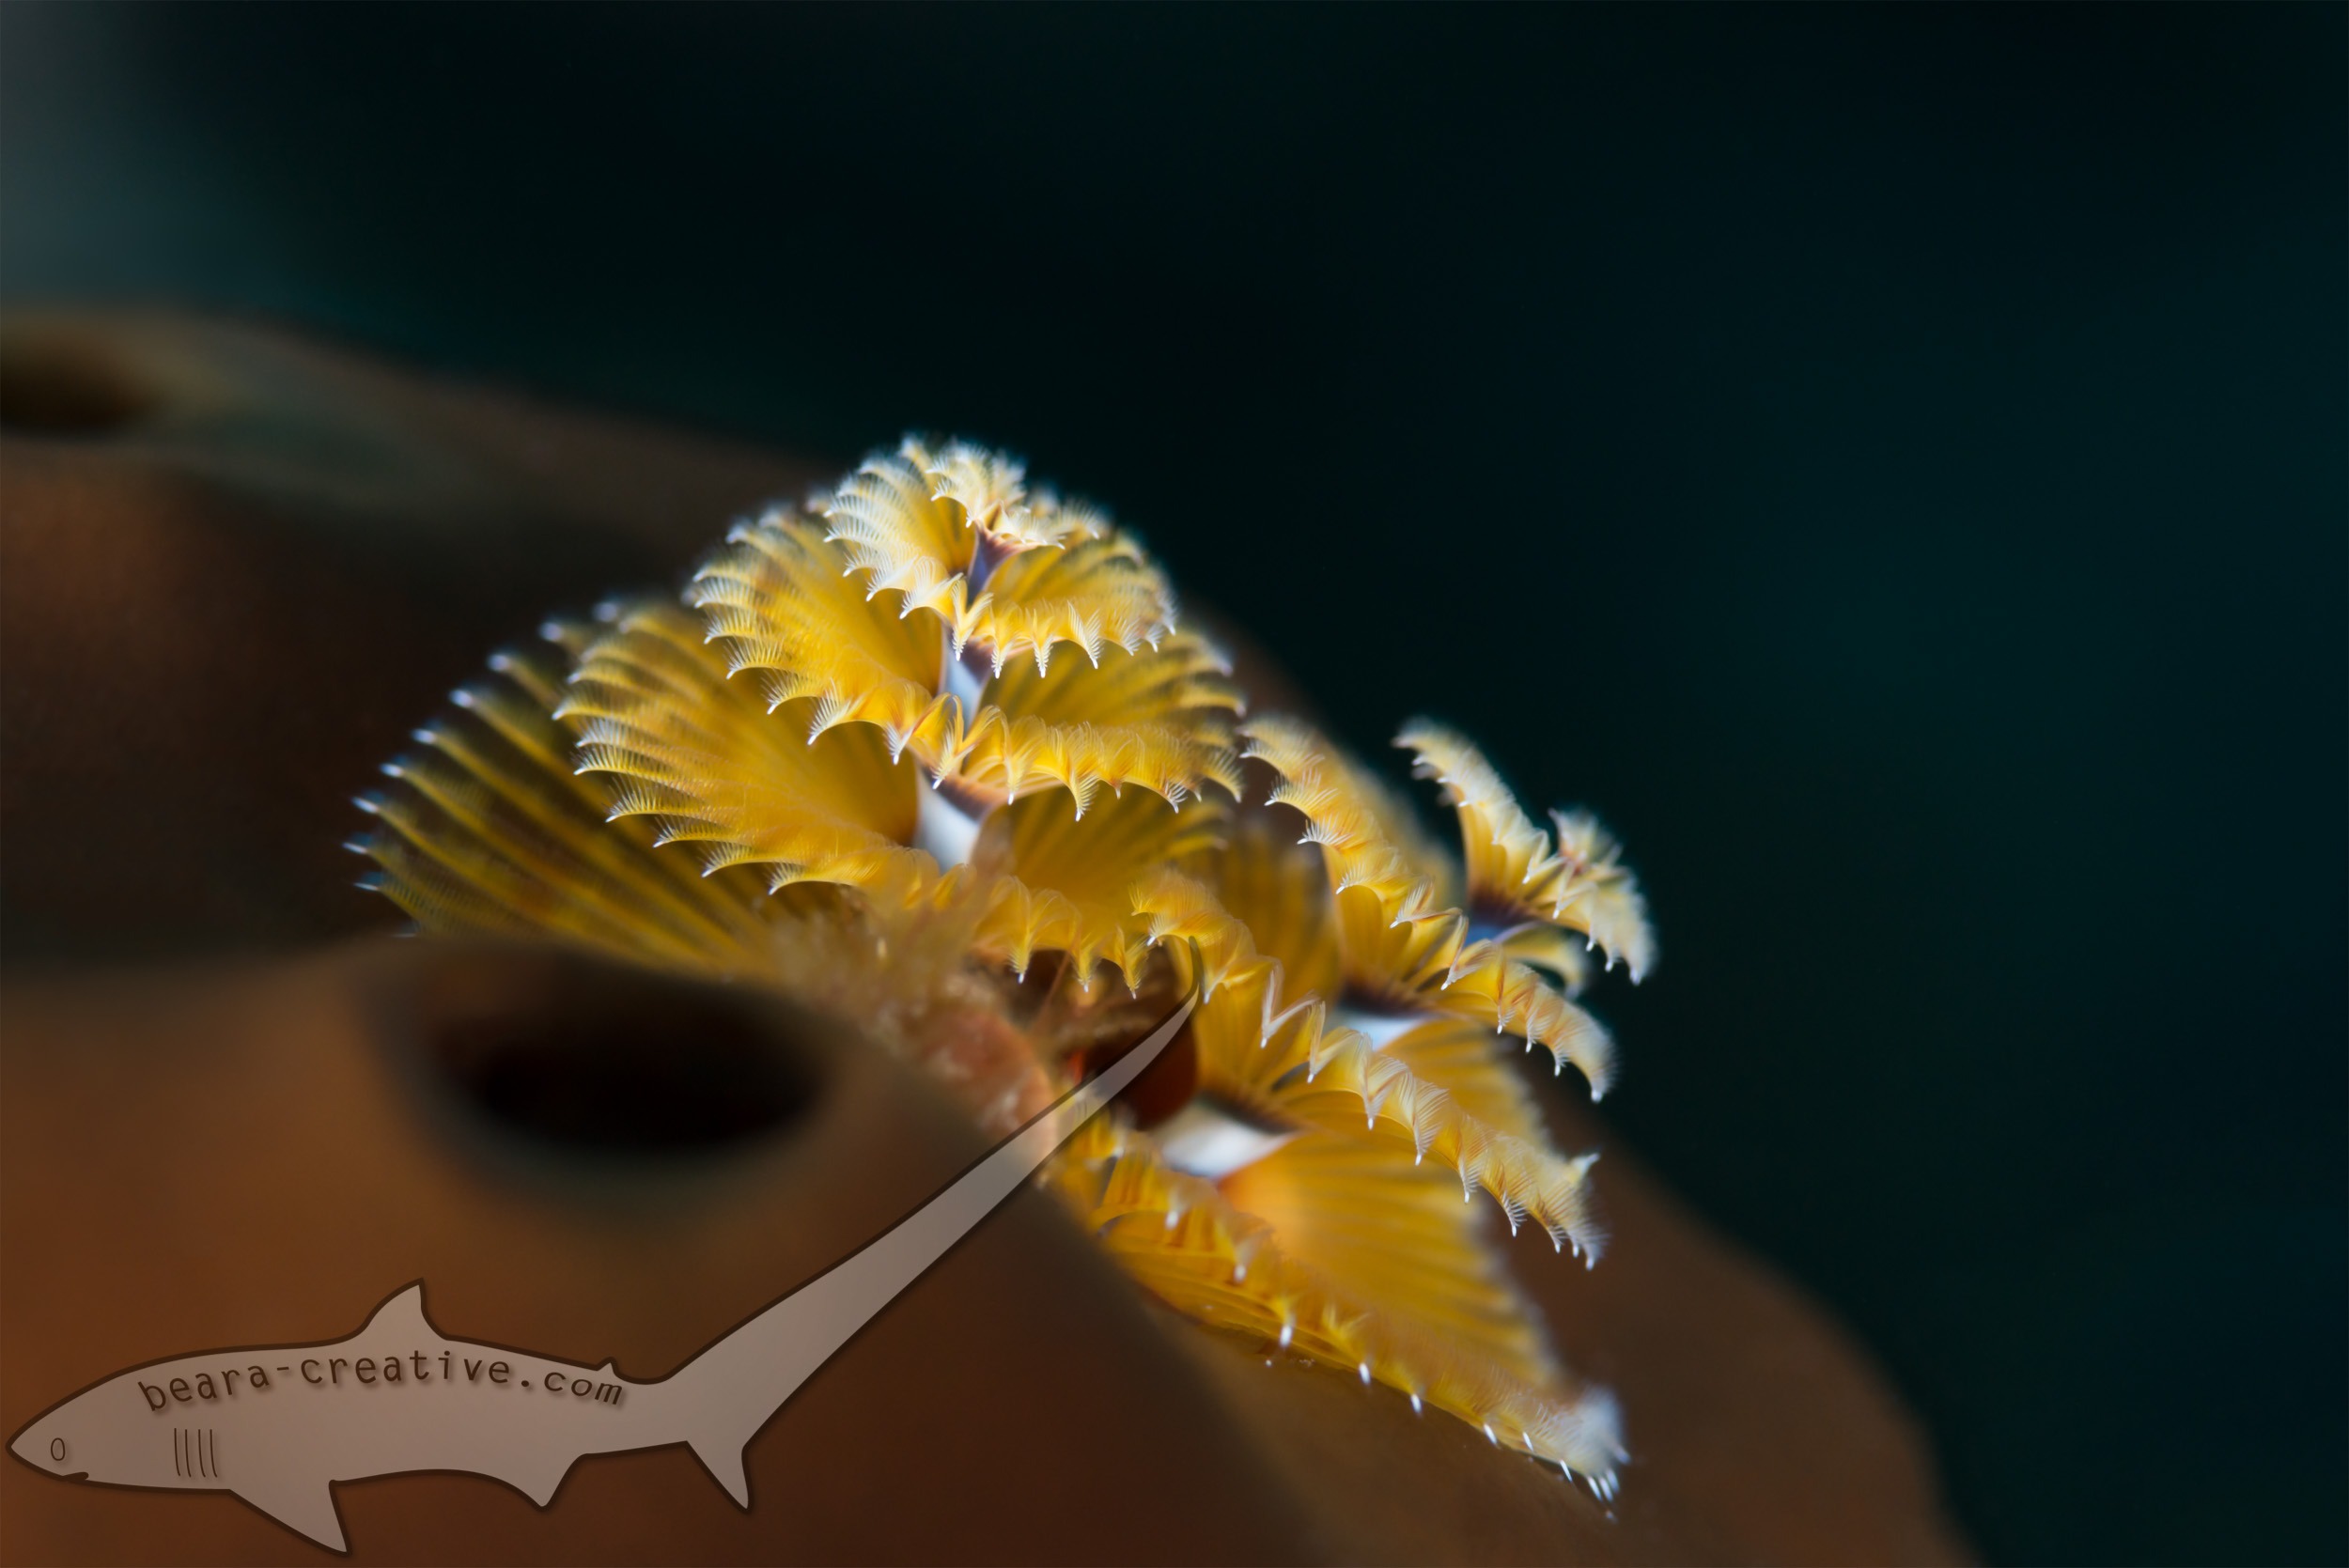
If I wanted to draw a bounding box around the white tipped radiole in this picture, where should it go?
[348,436,1657,1511]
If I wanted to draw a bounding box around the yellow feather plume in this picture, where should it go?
[1397,720,1657,984]
[353,437,1655,1496]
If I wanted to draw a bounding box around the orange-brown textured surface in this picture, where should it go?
[0,309,825,965]
[0,310,1968,1564]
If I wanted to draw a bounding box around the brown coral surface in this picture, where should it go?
[0,310,1968,1565]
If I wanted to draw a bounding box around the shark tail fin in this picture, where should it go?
[686,1433,752,1509]
[671,1343,791,1510]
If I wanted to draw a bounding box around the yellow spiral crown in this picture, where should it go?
[356,436,1655,1493]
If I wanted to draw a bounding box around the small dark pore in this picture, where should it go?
[0,329,157,436]
[396,946,824,1157]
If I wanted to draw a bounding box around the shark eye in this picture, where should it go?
[382,945,826,1158]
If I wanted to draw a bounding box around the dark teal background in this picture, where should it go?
[4,6,2341,1561]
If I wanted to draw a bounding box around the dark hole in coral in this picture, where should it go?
[404,947,824,1157]
[0,332,158,436]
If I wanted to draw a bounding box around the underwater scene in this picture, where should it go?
[1,8,2341,1566]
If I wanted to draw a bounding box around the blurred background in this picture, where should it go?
[2,6,2341,1562]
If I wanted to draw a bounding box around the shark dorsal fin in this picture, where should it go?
[364,1282,430,1335]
